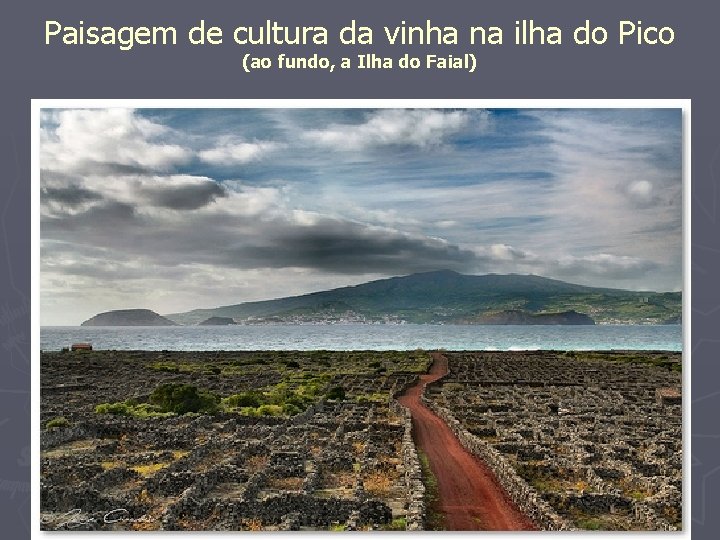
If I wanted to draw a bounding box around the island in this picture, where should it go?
[81,309,179,326]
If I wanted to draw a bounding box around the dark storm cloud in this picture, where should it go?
[42,201,138,232]
[40,184,102,206]
[137,180,227,210]
[41,199,661,286]
[235,218,478,274]
[41,201,480,277]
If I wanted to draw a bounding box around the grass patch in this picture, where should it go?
[131,462,171,477]
[381,517,406,531]
[418,450,444,530]
[576,517,605,531]
[356,393,389,404]
[364,470,395,497]
[45,416,70,429]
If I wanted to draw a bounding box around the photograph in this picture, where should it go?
[38,106,683,531]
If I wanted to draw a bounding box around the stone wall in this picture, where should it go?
[422,351,682,531]
[422,395,573,531]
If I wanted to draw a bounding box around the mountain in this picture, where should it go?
[165,270,681,325]
[81,309,178,327]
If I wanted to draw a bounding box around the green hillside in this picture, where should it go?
[165,271,681,325]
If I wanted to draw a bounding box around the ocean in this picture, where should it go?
[40,324,682,352]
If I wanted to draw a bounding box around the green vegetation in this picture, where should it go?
[325,386,346,400]
[149,383,220,415]
[45,416,70,429]
[627,490,649,501]
[95,400,176,418]
[575,517,605,531]
[95,383,219,417]
[514,462,570,494]
[356,393,389,404]
[222,391,262,408]
[98,350,432,419]
[96,379,349,420]
[418,450,444,530]
[381,517,407,531]
[221,379,334,416]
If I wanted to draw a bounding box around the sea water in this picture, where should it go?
[40,324,682,351]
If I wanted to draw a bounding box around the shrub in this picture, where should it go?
[150,361,179,373]
[95,400,175,418]
[356,393,388,404]
[296,382,321,398]
[45,416,70,429]
[234,406,259,417]
[257,404,283,416]
[282,403,302,416]
[326,386,346,400]
[95,402,132,416]
[222,391,262,408]
[149,383,220,414]
[131,402,175,418]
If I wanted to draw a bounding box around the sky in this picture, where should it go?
[39,107,683,325]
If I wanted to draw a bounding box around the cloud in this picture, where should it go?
[136,177,227,210]
[622,179,658,207]
[305,109,477,150]
[40,185,102,207]
[520,109,681,267]
[41,109,191,174]
[199,140,276,165]
[43,201,138,231]
[39,108,682,324]
[41,186,479,276]
[549,253,658,281]
[486,243,529,262]
[237,219,478,274]
[42,174,230,215]
[470,245,658,283]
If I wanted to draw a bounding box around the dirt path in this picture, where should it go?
[397,352,537,531]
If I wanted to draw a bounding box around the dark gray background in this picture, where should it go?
[1,0,716,536]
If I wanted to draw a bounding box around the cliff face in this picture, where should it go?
[81,309,178,326]
[469,309,595,325]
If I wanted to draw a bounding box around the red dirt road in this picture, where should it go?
[397,352,537,531]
